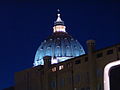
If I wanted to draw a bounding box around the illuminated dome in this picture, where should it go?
[33,12,85,66]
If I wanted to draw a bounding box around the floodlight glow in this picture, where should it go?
[53,25,66,32]
[51,58,58,64]
[104,60,120,90]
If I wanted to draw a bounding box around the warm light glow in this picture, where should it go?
[53,25,66,32]
[104,60,120,90]
[52,67,57,72]
[59,65,64,70]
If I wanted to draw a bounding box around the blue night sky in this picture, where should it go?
[0,0,120,89]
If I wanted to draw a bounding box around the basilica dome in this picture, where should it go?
[33,13,85,66]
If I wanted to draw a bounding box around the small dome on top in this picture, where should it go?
[54,14,64,26]
[33,11,85,66]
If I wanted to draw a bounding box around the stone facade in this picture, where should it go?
[15,41,120,90]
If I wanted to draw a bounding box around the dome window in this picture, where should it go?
[45,47,51,56]
[56,46,60,56]
[40,49,43,50]
[47,47,50,49]
[57,46,60,48]
[44,40,46,42]
[66,46,71,56]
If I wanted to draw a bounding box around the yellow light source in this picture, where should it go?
[53,25,66,33]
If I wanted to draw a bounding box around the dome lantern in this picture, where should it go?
[53,10,66,33]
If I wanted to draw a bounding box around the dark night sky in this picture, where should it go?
[0,0,120,89]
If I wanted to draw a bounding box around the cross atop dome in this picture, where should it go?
[53,9,66,33]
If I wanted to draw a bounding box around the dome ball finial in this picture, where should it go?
[57,9,60,13]
[57,9,60,17]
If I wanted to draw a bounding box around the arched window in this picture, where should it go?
[55,46,60,56]
[46,47,51,56]
[66,46,71,56]
[74,46,80,56]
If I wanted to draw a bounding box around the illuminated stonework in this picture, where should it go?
[53,25,66,33]
[33,12,85,66]
[53,14,66,33]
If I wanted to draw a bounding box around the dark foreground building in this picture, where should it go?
[3,86,14,90]
[15,42,120,90]
[14,12,120,90]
